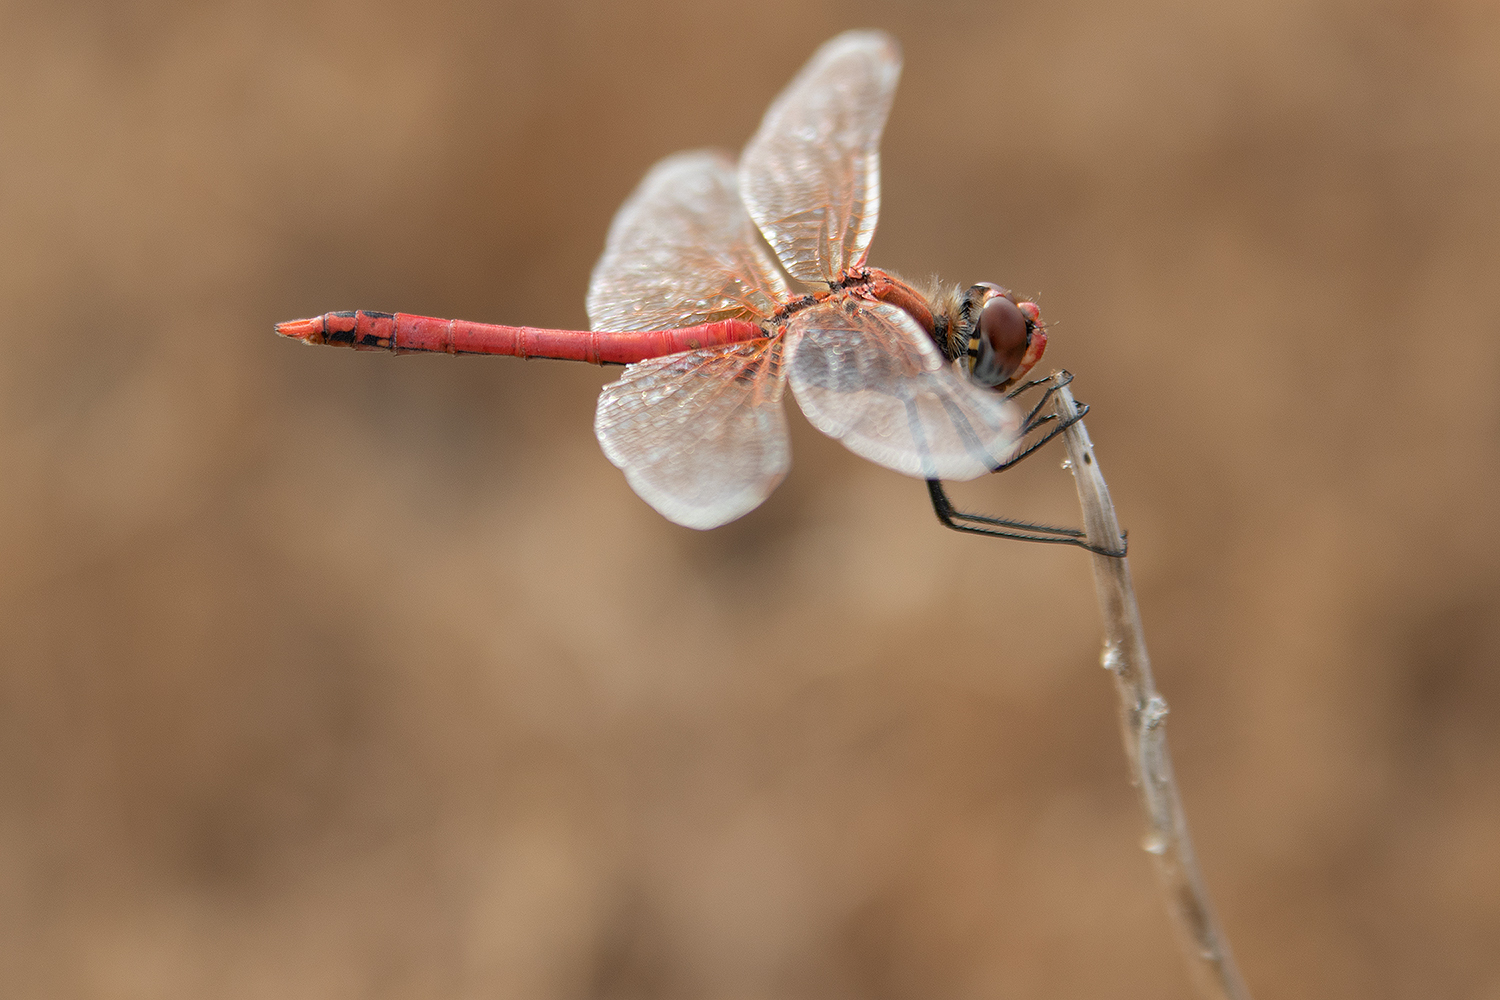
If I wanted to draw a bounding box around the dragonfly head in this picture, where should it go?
[961,283,1047,390]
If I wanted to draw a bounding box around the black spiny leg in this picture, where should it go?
[926,372,1127,557]
[928,480,1125,555]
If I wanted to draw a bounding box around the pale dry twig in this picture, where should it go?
[1049,380,1252,1000]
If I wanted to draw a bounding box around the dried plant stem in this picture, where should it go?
[1050,382,1252,1000]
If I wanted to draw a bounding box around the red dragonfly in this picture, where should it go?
[279,30,1108,550]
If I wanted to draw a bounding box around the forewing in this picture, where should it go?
[786,300,1023,480]
[595,339,790,529]
[739,30,901,285]
[588,151,789,332]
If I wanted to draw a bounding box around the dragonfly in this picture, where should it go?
[278,30,1120,554]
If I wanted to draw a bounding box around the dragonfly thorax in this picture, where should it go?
[826,271,1048,392]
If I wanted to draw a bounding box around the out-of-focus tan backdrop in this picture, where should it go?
[3,1,1497,997]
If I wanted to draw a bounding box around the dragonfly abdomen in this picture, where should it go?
[275,311,766,365]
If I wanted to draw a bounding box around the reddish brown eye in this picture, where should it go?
[974,294,1029,385]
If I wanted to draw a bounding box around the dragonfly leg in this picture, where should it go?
[1008,369,1074,435]
[1005,368,1072,402]
[928,480,1127,556]
[926,371,1127,556]
[996,396,1087,472]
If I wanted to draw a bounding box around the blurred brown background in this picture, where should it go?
[2,1,1498,997]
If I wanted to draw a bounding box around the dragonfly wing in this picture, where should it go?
[588,151,789,333]
[785,300,1024,480]
[739,30,901,285]
[595,338,790,529]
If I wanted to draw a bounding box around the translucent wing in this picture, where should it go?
[739,30,901,285]
[594,339,790,529]
[588,151,790,332]
[785,300,1023,480]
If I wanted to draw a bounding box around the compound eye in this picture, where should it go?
[975,294,1030,384]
